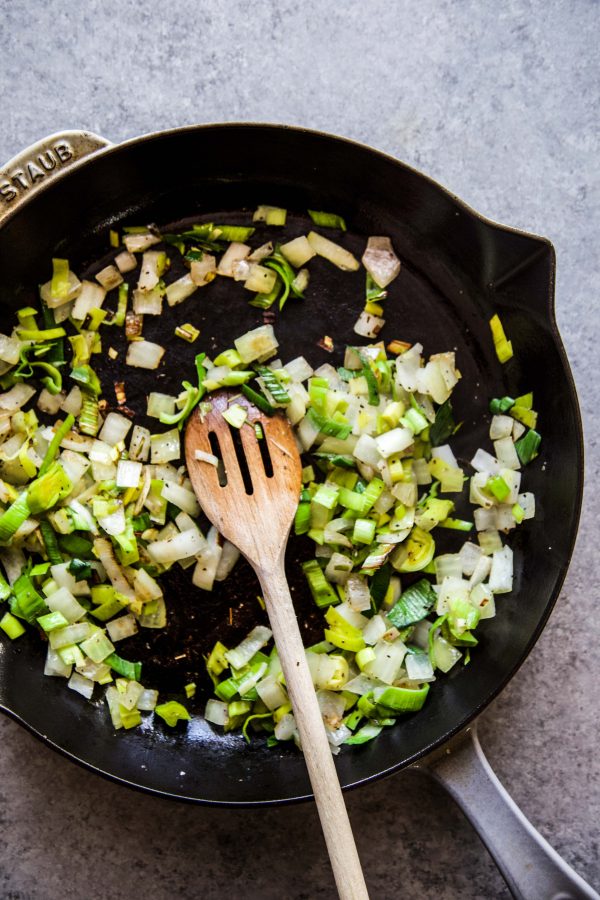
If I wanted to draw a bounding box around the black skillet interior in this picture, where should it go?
[0,126,583,804]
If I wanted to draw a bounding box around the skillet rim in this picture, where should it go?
[0,123,585,805]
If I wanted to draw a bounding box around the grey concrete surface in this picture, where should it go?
[0,0,598,897]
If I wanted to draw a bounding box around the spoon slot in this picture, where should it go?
[208,431,228,487]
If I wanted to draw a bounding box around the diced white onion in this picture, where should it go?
[307,231,359,271]
[406,652,435,682]
[148,528,206,564]
[99,412,132,445]
[106,614,139,642]
[133,286,163,315]
[95,264,123,290]
[361,236,401,287]
[60,385,83,416]
[217,242,251,277]
[345,574,372,611]
[68,671,95,699]
[150,429,180,464]
[214,540,240,581]
[225,625,273,670]
[126,340,165,370]
[234,325,279,364]
[489,545,514,594]
[194,449,219,466]
[190,254,217,286]
[353,310,385,339]
[205,699,230,727]
[490,415,514,440]
[114,250,137,273]
[165,273,197,307]
[161,481,200,516]
[129,425,151,462]
[72,281,106,320]
[116,459,142,488]
[45,587,87,623]
[0,384,36,412]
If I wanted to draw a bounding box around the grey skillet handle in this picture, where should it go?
[423,724,599,900]
[0,130,111,226]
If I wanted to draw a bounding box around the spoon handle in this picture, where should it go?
[257,561,369,900]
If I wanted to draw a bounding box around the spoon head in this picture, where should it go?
[185,391,302,568]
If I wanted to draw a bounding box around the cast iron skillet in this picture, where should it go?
[0,126,593,899]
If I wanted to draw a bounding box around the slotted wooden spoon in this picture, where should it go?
[185,391,369,900]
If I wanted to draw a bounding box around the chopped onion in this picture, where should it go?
[395,344,423,392]
[274,712,296,741]
[99,412,132,445]
[205,699,229,727]
[306,231,359,271]
[137,688,159,711]
[194,449,218,466]
[165,273,197,307]
[68,671,94,699]
[116,459,142,488]
[95,264,123,290]
[147,392,176,419]
[72,280,106,320]
[256,675,287,710]
[133,286,163,315]
[123,232,160,253]
[129,425,151,462]
[214,540,240,581]
[325,552,353,584]
[361,236,401,287]
[161,481,200,516]
[94,538,135,600]
[217,242,251,277]
[106,614,139,642]
[37,388,65,415]
[280,235,316,268]
[150,428,180,464]
[60,385,83,416]
[0,333,22,365]
[147,528,206,564]
[353,310,385,339]
[190,254,217,286]
[494,437,521,470]
[114,250,137,273]
[361,615,388,645]
[137,251,163,292]
[126,340,165,370]
[375,427,413,458]
[234,325,279,364]
[244,264,277,294]
[0,384,36,412]
[363,639,406,684]
[490,414,514,440]
[45,586,87,623]
[345,574,372,611]
[406,652,435,682]
[517,492,535,519]
[225,625,273,670]
[40,269,81,308]
[489,545,513,594]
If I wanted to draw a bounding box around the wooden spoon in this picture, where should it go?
[186,391,369,900]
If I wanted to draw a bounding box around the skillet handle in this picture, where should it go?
[422,724,599,900]
[0,131,111,226]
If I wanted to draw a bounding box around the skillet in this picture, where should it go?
[0,125,593,899]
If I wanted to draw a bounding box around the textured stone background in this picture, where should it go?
[0,1,598,897]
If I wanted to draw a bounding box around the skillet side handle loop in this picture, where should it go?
[424,724,599,900]
[0,131,111,227]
